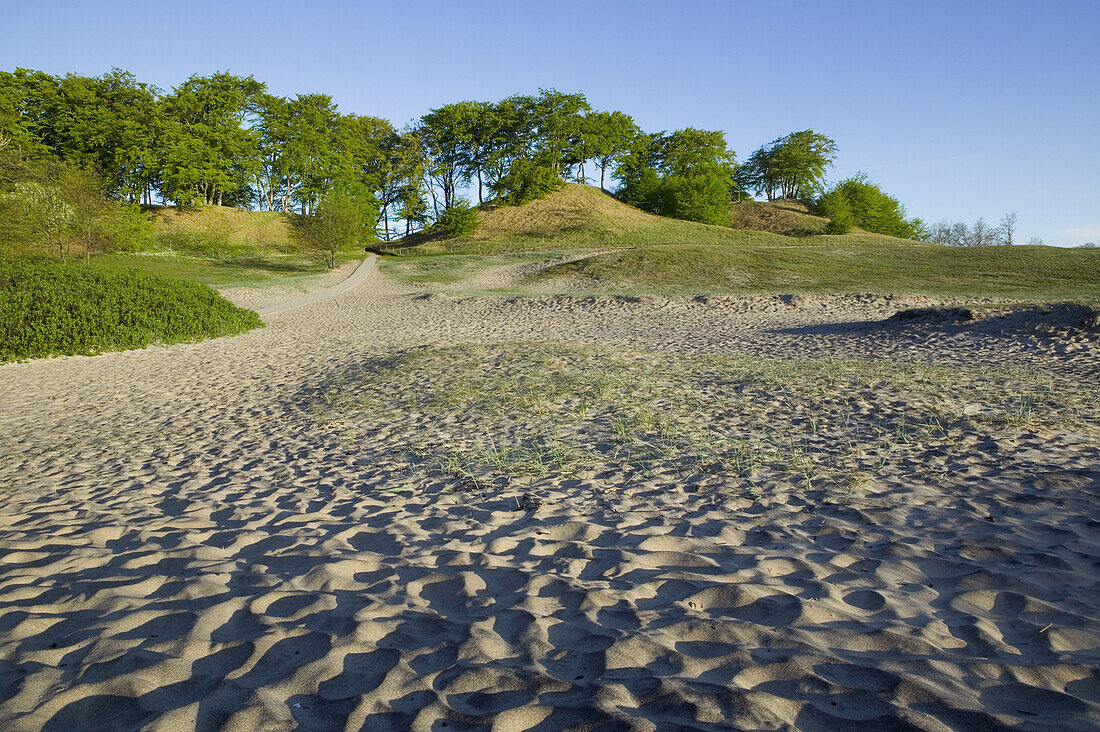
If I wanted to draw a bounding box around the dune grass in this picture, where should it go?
[0,259,263,363]
[146,204,297,259]
[729,199,830,236]
[313,343,1095,497]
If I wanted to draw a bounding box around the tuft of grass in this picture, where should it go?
[0,259,263,363]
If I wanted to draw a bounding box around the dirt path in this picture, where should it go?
[256,255,376,316]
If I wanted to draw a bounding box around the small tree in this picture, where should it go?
[436,200,480,238]
[490,159,563,205]
[969,217,995,246]
[998,211,1017,246]
[296,188,369,268]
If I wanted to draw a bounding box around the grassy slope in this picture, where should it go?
[385,184,1100,301]
[102,205,355,288]
[534,243,1100,301]
[0,259,263,363]
[147,204,297,257]
[728,199,830,236]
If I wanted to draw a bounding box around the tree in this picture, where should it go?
[820,175,916,238]
[436,200,480,238]
[817,190,853,234]
[998,211,1017,246]
[582,111,640,190]
[739,130,837,200]
[295,187,370,268]
[490,159,564,205]
[969,217,995,246]
[159,72,265,206]
[616,128,735,223]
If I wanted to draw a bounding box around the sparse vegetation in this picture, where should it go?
[312,343,1094,496]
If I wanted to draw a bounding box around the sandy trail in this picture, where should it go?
[0,265,1097,730]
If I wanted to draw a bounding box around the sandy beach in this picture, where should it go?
[0,260,1097,730]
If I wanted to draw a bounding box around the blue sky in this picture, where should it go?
[3,0,1098,245]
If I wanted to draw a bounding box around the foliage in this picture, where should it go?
[817,190,853,234]
[818,175,916,238]
[651,173,731,226]
[616,128,735,224]
[0,259,262,363]
[0,161,154,260]
[293,187,373,268]
[737,130,837,200]
[490,159,564,205]
[436,201,480,238]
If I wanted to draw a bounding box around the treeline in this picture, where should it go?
[2,66,934,250]
[924,212,1020,247]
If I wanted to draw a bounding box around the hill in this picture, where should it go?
[392,184,913,254]
[728,199,830,236]
[146,204,297,258]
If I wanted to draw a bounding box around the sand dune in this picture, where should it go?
[0,261,1097,730]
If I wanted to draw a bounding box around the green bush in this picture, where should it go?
[818,191,853,234]
[436,201,481,238]
[491,160,565,205]
[0,259,263,363]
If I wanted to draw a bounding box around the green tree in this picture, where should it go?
[739,130,837,200]
[489,159,564,205]
[821,174,915,238]
[160,72,264,206]
[436,200,480,238]
[296,187,370,268]
[583,111,640,190]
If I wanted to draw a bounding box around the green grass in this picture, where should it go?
[383,184,1100,303]
[0,259,263,363]
[96,253,354,289]
[534,242,1100,302]
[378,251,564,285]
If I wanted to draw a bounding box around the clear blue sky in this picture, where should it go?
[3,0,1098,245]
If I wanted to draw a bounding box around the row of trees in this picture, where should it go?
[2,67,861,240]
[924,212,1019,247]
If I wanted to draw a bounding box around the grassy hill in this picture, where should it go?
[383,184,1100,303]
[728,199,830,236]
[392,184,917,254]
[94,204,355,289]
[147,204,297,258]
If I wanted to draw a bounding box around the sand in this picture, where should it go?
[0,259,1097,730]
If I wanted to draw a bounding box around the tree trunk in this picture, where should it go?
[477,169,483,204]
[600,165,606,191]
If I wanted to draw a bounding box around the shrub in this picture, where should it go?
[818,191,853,234]
[491,160,565,205]
[436,201,480,238]
[0,259,262,363]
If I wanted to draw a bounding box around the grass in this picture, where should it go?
[729,199,830,237]
[378,252,560,286]
[146,204,297,259]
[95,253,353,289]
[310,343,1096,498]
[0,259,263,363]
[533,242,1100,302]
[379,184,1100,303]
